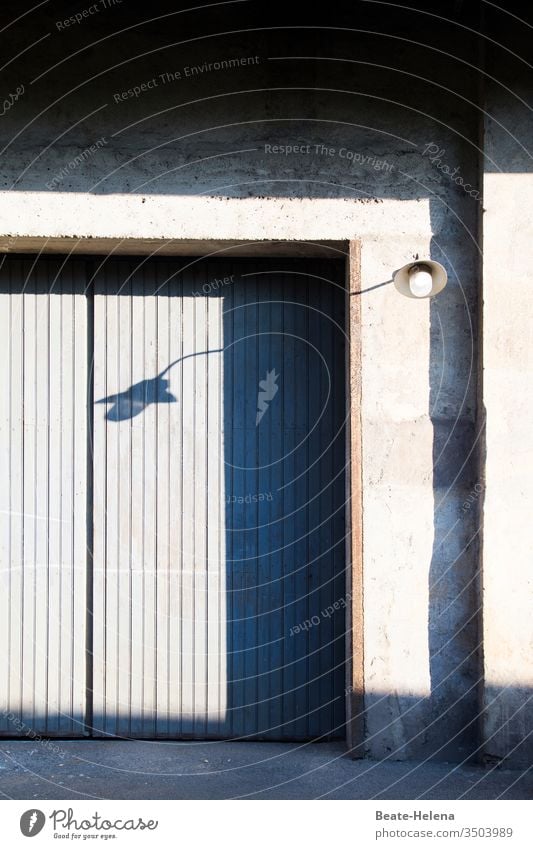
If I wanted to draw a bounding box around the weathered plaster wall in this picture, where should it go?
[0,3,481,759]
[482,77,533,768]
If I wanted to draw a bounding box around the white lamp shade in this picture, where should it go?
[393,260,447,299]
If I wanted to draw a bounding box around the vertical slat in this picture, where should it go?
[129,268,144,734]
[92,265,108,734]
[142,265,157,735]
[116,270,132,736]
[33,266,51,731]
[256,274,273,738]
[180,275,195,735]
[8,265,24,728]
[167,266,183,736]
[281,271,297,738]
[47,271,62,734]
[21,274,37,729]
[193,266,208,736]
[72,260,88,733]
[230,274,246,739]
[0,267,13,731]
[307,269,322,740]
[99,268,121,735]
[222,277,234,739]
[206,264,225,733]
[292,270,310,738]
[319,274,335,735]
[0,258,87,737]
[243,269,258,738]
[155,269,171,735]
[267,271,284,739]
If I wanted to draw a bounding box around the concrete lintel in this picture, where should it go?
[0,236,348,258]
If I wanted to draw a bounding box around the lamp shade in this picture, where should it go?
[393,260,447,299]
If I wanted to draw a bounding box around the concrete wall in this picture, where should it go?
[482,65,533,768]
[0,2,484,760]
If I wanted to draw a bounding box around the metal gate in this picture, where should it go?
[0,258,88,736]
[0,255,346,740]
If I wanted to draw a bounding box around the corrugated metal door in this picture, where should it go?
[0,257,88,736]
[0,255,346,741]
[92,258,346,740]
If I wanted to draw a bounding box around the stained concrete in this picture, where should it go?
[0,1,529,768]
[0,2,481,763]
[0,741,530,800]
[482,77,533,769]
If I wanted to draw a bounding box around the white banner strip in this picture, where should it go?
[2,799,532,847]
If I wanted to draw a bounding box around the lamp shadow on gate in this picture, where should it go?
[90,258,347,742]
[96,351,221,421]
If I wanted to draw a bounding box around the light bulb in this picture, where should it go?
[408,265,433,298]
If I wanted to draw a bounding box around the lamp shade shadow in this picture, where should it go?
[96,375,176,421]
[96,349,223,421]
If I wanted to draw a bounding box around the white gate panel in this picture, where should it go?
[92,261,227,736]
[0,258,88,736]
[91,257,346,740]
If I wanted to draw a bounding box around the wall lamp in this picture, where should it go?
[393,260,447,299]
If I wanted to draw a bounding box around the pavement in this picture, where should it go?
[0,740,531,800]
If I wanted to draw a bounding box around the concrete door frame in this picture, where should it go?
[343,240,364,754]
[2,238,364,749]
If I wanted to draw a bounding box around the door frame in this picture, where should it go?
[1,238,364,751]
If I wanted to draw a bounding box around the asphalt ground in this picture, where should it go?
[0,740,531,800]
